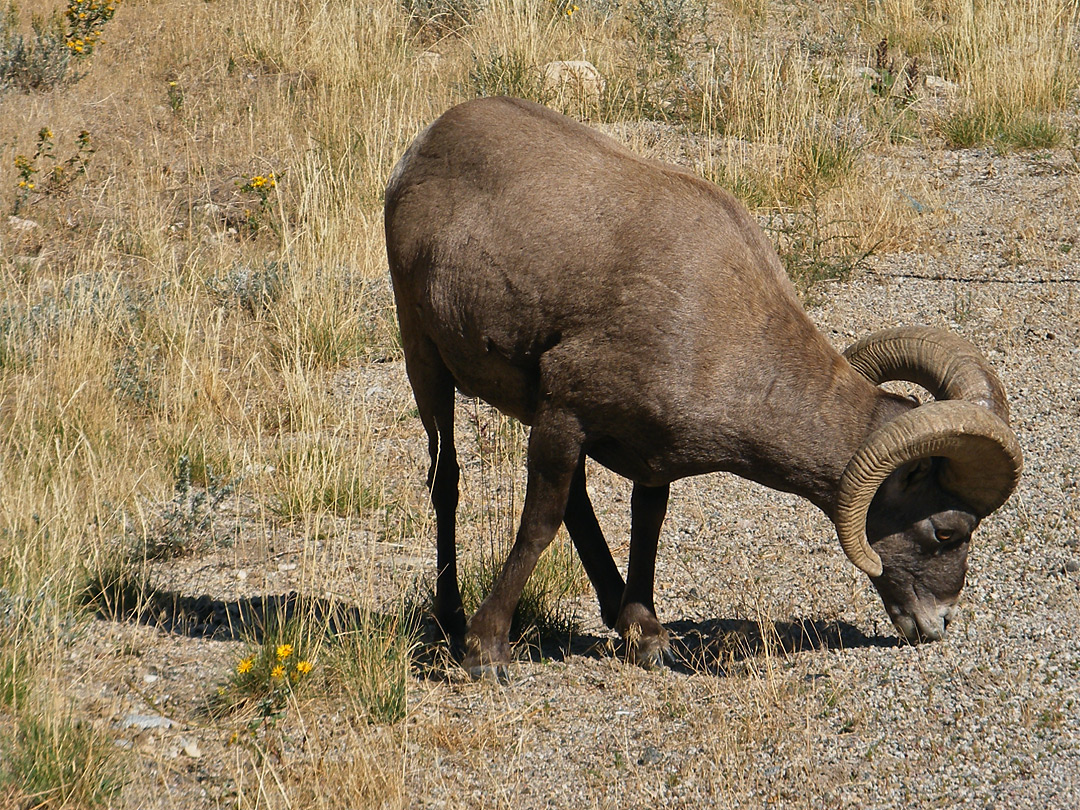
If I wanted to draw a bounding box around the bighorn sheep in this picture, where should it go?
[384,97,1022,680]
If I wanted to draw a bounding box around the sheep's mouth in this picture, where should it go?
[890,602,957,643]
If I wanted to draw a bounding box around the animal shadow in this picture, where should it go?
[663,616,896,676]
[83,575,895,681]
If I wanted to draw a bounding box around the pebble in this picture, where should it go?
[180,737,203,758]
[638,745,662,766]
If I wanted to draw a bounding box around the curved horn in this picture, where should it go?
[843,326,1010,422]
[835,400,1023,578]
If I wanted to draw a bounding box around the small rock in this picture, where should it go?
[180,737,203,758]
[638,745,662,766]
[121,713,173,731]
[7,215,39,232]
[1064,560,1079,574]
[415,51,442,74]
[924,74,960,96]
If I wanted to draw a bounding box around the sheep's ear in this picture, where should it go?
[899,457,934,490]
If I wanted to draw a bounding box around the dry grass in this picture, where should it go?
[0,0,1076,805]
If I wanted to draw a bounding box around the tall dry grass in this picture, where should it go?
[937,0,1079,145]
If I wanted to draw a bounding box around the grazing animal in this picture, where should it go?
[384,97,1022,681]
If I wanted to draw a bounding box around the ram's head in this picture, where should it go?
[835,327,1023,642]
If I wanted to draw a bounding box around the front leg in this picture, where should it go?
[616,482,670,669]
[463,409,583,681]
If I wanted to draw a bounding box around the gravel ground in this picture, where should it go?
[63,142,1080,808]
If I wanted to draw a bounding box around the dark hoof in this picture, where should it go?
[617,602,671,671]
[626,628,671,671]
[466,662,511,684]
[462,631,511,683]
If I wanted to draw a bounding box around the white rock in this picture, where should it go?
[7,215,39,232]
[924,74,960,96]
[180,737,203,758]
[541,60,605,108]
[415,51,442,74]
[121,713,173,730]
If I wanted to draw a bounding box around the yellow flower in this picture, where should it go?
[237,657,254,674]
[270,664,285,678]
[296,660,313,675]
[276,643,293,660]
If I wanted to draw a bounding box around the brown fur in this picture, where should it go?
[385,97,967,676]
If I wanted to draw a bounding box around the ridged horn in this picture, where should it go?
[836,400,1023,578]
[843,326,1010,423]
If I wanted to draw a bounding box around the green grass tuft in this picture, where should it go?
[0,711,126,810]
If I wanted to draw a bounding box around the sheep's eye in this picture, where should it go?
[935,528,955,544]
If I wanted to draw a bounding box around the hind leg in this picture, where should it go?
[401,333,465,639]
[464,407,583,680]
[563,456,625,629]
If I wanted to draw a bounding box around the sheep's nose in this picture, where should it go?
[913,602,957,642]
[893,609,950,643]
[917,623,944,642]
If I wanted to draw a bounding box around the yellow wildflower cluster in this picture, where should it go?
[248,173,277,191]
[65,0,121,57]
[12,127,89,214]
[234,645,313,682]
[548,0,580,17]
[14,155,37,196]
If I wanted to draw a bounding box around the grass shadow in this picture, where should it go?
[81,572,397,642]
